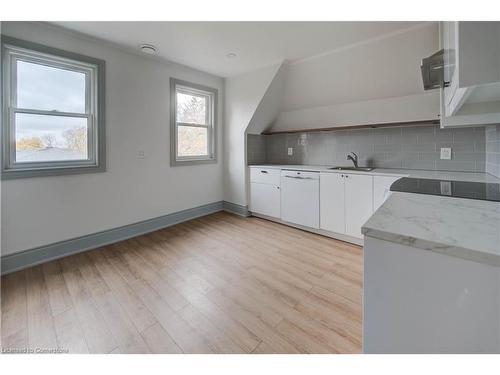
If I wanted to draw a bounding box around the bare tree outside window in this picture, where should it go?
[42,133,57,148]
[171,79,216,166]
[2,38,104,177]
[177,94,207,124]
[63,127,87,153]
[176,91,209,157]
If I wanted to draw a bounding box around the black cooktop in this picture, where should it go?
[390,177,500,202]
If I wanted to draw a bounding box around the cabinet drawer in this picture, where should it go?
[250,168,281,185]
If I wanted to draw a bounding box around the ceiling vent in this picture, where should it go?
[140,44,157,55]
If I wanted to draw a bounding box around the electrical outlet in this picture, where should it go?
[287,147,293,156]
[440,147,452,160]
[138,150,146,159]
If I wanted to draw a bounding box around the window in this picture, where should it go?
[170,78,217,165]
[1,36,105,179]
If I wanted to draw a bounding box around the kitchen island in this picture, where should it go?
[362,190,500,353]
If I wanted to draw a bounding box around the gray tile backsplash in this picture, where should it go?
[486,125,500,177]
[248,124,488,173]
[247,134,268,165]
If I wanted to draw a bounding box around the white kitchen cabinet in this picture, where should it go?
[281,170,320,229]
[345,174,374,238]
[320,172,373,239]
[249,167,280,218]
[440,21,500,127]
[319,172,345,234]
[373,175,402,211]
[250,167,389,243]
[250,182,280,218]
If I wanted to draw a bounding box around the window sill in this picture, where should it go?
[170,158,217,167]
[1,164,106,180]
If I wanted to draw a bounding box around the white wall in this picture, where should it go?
[269,22,439,132]
[1,22,225,256]
[223,63,282,206]
[282,22,438,111]
[272,92,439,132]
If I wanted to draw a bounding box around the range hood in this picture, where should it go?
[420,49,448,90]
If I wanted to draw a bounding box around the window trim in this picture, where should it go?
[170,78,217,166]
[1,36,106,179]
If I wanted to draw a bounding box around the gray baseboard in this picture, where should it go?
[222,201,250,217]
[1,201,224,275]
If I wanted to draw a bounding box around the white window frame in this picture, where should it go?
[1,36,106,179]
[170,78,217,166]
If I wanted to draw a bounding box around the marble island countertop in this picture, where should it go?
[249,164,500,183]
[362,192,500,267]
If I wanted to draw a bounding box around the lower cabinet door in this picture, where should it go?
[250,182,280,218]
[345,174,374,239]
[320,173,345,234]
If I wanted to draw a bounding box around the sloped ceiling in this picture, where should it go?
[246,64,288,135]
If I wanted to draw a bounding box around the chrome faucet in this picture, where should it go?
[347,152,359,168]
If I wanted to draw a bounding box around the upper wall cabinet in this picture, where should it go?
[440,21,500,127]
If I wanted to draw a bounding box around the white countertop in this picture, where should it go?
[362,192,500,267]
[250,164,500,267]
[250,164,500,183]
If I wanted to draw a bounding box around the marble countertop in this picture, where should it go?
[362,192,500,267]
[249,164,500,183]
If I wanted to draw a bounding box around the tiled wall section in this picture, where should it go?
[248,124,487,172]
[486,125,500,177]
[247,134,267,164]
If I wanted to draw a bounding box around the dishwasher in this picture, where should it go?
[280,170,320,229]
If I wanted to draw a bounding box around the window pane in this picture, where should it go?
[176,91,207,125]
[15,113,88,162]
[177,126,208,157]
[17,60,86,113]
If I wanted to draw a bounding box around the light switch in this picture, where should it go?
[287,147,293,156]
[440,147,452,160]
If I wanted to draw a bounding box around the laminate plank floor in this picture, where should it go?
[1,212,363,354]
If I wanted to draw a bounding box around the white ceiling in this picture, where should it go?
[54,21,429,77]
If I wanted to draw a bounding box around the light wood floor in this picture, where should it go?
[1,212,363,354]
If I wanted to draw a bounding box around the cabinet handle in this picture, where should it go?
[260,170,268,174]
[284,175,314,180]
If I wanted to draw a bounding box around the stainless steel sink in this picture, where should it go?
[328,166,375,171]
